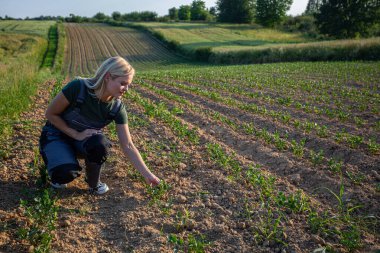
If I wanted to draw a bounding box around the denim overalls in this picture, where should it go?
[39,79,121,187]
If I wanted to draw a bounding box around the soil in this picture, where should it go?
[0,76,379,253]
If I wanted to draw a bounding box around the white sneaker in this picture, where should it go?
[50,182,67,189]
[89,182,109,195]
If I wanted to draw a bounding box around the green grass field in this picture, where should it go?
[131,22,312,52]
[0,20,55,38]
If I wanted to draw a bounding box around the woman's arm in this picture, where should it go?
[45,92,100,140]
[116,123,160,186]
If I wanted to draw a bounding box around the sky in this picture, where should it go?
[0,0,309,19]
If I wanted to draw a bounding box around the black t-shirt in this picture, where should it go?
[62,79,128,124]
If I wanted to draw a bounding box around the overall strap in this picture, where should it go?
[76,79,87,108]
[107,99,122,120]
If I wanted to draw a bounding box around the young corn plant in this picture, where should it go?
[368,138,380,154]
[175,209,191,232]
[310,149,324,167]
[146,180,171,206]
[168,233,210,253]
[275,190,310,213]
[327,158,343,174]
[253,207,286,245]
[346,135,363,149]
[291,138,306,158]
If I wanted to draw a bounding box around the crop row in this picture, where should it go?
[136,75,379,158]
[122,89,376,252]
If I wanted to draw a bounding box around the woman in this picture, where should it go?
[39,56,160,194]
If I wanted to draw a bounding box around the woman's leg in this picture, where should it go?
[75,134,111,188]
[39,130,81,185]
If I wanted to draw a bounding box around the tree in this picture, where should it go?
[217,0,255,23]
[168,7,179,20]
[315,0,380,38]
[93,12,108,21]
[178,5,191,21]
[255,0,293,27]
[304,0,321,15]
[191,0,208,21]
[209,7,217,16]
[112,11,121,21]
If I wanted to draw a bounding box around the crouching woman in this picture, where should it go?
[39,56,160,194]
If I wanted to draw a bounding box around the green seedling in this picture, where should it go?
[327,159,343,173]
[146,180,171,206]
[310,149,324,167]
[291,138,306,158]
[18,189,58,253]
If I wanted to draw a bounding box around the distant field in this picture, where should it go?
[64,23,200,75]
[128,22,380,64]
[131,22,312,52]
[0,20,55,37]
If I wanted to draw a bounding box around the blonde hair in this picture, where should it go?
[84,56,135,98]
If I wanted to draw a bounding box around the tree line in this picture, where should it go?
[1,0,379,39]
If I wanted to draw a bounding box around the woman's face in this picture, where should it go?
[105,74,134,99]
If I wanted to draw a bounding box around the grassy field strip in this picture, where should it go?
[0,20,56,38]
[133,82,377,211]
[125,89,376,252]
[0,34,48,144]
[131,22,311,51]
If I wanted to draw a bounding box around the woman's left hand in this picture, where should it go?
[144,173,160,186]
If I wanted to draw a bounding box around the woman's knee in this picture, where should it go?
[51,164,81,184]
[83,134,111,164]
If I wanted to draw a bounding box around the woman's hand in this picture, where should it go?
[144,173,160,186]
[75,129,102,141]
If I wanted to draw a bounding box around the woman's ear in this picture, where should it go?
[104,72,110,81]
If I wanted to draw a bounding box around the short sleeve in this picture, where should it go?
[114,102,128,124]
[62,79,81,104]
